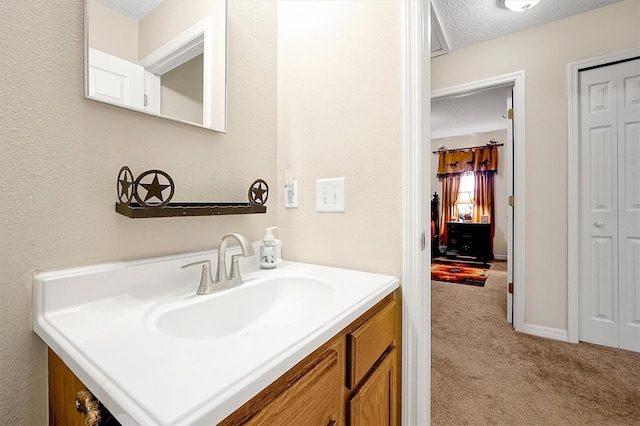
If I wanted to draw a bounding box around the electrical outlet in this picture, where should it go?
[316,178,345,212]
[285,181,298,208]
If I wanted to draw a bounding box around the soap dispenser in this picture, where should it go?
[260,227,277,269]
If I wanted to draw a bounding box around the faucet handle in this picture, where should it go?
[229,254,243,280]
[181,260,214,295]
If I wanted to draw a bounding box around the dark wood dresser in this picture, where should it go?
[445,222,493,261]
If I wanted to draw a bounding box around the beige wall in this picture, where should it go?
[431,130,509,258]
[138,1,223,59]
[87,0,138,63]
[277,0,402,277]
[432,0,640,331]
[162,54,205,124]
[0,1,276,424]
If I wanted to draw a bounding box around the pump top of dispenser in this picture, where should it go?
[263,226,277,241]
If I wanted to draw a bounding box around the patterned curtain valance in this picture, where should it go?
[437,144,499,178]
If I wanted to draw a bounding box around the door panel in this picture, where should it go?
[588,127,617,213]
[617,59,640,351]
[580,58,640,352]
[579,65,619,347]
[619,236,640,352]
[591,237,615,321]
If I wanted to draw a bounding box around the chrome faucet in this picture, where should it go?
[182,233,255,295]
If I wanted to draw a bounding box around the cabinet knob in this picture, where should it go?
[594,221,604,228]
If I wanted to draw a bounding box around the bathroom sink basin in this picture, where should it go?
[149,275,335,339]
[34,251,399,425]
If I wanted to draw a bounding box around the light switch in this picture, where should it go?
[316,178,345,212]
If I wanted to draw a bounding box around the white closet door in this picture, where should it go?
[579,64,620,348]
[617,59,640,352]
[579,58,640,352]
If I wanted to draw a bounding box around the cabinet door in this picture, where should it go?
[348,348,397,426]
[225,349,342,426]
[49,350,87,426]
[48,350,121,426]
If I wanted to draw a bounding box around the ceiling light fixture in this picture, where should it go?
[502,0,541,12]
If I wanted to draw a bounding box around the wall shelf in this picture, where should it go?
[115,166,269,219]
[115,202,267,219]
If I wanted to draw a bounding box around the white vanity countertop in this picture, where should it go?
[33,247,399,425]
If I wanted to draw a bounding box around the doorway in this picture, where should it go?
[432,71,526,332]
[568,49,640,352]
[431,85,512,320]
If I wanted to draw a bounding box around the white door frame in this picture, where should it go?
[402,1,430,425]
[431,71,527,333]
[566,47,640,344]
[402,0,430,424]
[139,17,214,128]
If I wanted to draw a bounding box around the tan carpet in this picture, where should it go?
[431,261,640,425]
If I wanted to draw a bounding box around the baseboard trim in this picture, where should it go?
[524,324,568,342]
[493,254,507,260]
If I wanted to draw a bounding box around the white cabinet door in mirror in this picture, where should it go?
[84,0,227,133]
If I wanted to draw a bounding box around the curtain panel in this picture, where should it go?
[472,173,496,249]
[436,145,498,178]
[439,175,460,246]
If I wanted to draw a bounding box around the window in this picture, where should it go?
[459,173,475,193]
[456,173,475,220]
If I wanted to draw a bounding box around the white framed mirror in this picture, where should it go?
[85,0,227,132]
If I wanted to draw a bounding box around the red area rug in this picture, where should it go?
[431,262,490,287]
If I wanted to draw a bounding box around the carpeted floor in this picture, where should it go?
[431,260,640,425]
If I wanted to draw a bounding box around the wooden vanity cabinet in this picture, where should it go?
[224,295,399,426]
[48,293,399,426]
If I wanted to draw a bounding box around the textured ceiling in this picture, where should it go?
[432,0,622,51]
[97,0,623,50]
[95,0,163,21]
[430,0,623,139]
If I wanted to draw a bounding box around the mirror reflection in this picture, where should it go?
[85,0,227,132]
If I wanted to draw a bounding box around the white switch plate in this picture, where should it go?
[316,178,345,212]
[284,181,298,208]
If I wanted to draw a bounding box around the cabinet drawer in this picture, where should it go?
[245,350,340,426]
[220,346,343,426]
[347,299,396,388]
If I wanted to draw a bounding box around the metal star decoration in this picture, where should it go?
[248,179,269,205]
[140,173,171,202]
[133,169,175,208]
[116,166,134,204]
